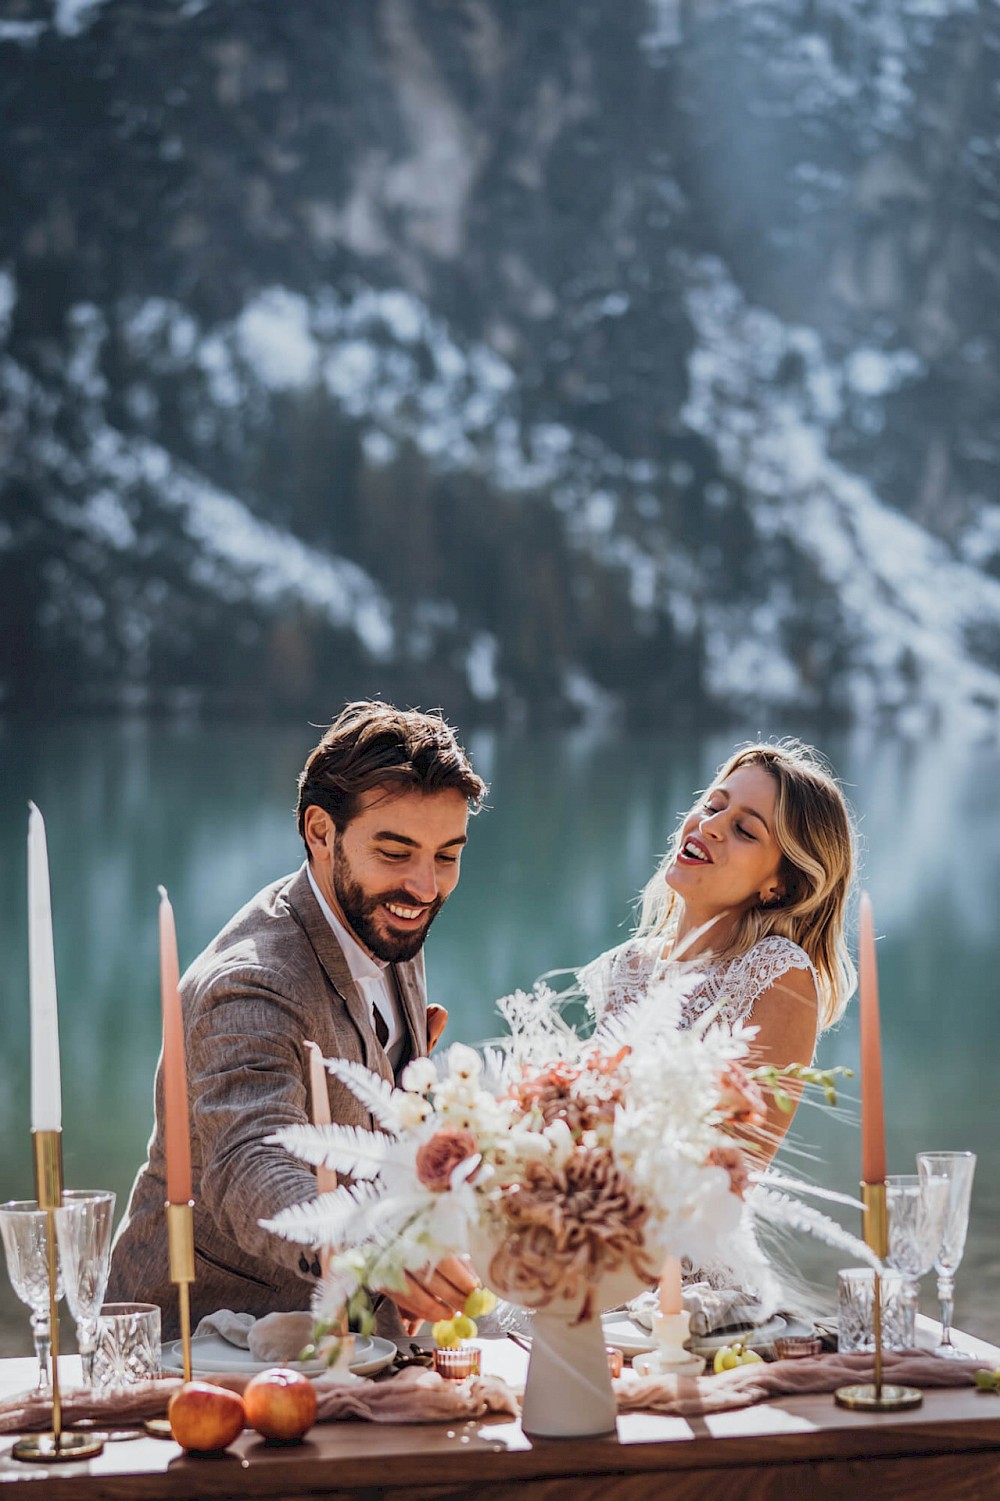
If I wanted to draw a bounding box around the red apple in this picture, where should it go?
[168,1380,246,1452]
[243,1367,318,1442]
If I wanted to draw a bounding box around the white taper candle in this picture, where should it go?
[27,802,62,1132]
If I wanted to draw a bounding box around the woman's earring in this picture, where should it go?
[762,891,784,909]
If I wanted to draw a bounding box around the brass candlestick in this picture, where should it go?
[145,1200,196,1439]
[12,1132,104,1463]
[835,1181,922,1412]
[167,1200,195,1382]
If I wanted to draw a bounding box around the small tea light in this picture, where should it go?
[433,1344,482,1380]
[606,1346,623,1379]
[773,1334,822,1360]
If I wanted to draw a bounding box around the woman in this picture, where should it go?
[580,739,856,1162]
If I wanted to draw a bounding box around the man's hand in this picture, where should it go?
[427,1004,448,1053]
[388,1253,479,1332]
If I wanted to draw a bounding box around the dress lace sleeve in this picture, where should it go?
[577,938,661,1021]
[692,936,816,1030]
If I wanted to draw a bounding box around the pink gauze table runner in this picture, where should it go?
[0,1351,984,1433]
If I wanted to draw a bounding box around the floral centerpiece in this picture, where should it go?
[262,974,868,1435]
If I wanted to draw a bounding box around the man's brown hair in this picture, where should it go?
[296,699,488,842]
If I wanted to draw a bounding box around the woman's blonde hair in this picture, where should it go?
[637,740,857,1030]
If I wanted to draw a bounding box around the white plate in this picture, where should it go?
[161,1332,384,1379]
[600,1315,658,1356]
[348,1336,396,1378]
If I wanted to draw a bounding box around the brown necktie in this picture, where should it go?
[373,1004,389,1049]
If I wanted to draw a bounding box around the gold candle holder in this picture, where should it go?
[167,1200,195,1382]
[145,1200,196,1439]
[835,1181,922,1413]
[12,1132,104,1464]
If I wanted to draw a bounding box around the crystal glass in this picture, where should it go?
[837,1268,917,1352]
[885,1172,950,1292]
[92,1302,161,1388]
[54,1191,116,1386]
[916,1150,977,1358]
[0,1200,65,1390]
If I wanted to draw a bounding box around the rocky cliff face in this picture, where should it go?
[2,0,998,729]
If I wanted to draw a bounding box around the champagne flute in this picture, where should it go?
[916,1151,976,1358]
[0,1200,65,1390]
[54,1190,116,1386]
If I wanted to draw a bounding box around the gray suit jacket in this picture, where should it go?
[107,864,427,1339]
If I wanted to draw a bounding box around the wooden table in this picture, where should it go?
[2,1331,1000,1501]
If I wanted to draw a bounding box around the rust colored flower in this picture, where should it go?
[415,1128,479,1192]
[705,1144,751,1199]
[487,1147,653,1320]
[506,1054,625,1137]
[718,1062,767,1124]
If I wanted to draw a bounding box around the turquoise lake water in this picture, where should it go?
[1,719,997,1352]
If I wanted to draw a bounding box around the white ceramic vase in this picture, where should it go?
[470,1227,647,1438]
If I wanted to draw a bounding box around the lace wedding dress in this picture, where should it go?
[577,933,818,1329]
[578,932,816,1033]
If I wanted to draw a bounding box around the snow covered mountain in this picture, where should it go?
[2,0,998,729]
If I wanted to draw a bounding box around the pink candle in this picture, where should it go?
[305,1041,338,1196]
[858,891,886,1184]
[658,1255,682,1315]
[158,886,192,1205]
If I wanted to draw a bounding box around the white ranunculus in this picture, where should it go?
[446,1042,483,1082]
[396,1093,433,1129]
[400,1057,438,1094]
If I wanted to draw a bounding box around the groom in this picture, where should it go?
[108,700,488,1337]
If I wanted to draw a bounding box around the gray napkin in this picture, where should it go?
[192,1308,314,1362]
[626,1279,777,1338]
[192,1308,255,1348]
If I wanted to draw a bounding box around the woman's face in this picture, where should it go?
[666,765,786,923]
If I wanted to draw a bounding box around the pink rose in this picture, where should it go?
[717,1062,767,1125]
[706,1144,751,1199]
[415,1128,479,1192]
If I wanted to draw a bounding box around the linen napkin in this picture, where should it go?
[192,1308,316,1363]
[192,1309,255,1348]
[626,1280,778,1337]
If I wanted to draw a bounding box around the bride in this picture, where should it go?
[577,739,857,1326]
[580,738,856,1162]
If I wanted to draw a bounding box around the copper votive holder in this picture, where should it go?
[774,1335,822,1360]
[433,1344,481,1380]
[606,1345,623,1378]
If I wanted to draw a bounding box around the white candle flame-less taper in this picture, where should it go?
[27,802,62,1132]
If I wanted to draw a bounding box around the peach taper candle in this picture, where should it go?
[657,1256,682,1316]
[305,1041,337,1280]
[858,891,886,1188]
[159,886,192,1205]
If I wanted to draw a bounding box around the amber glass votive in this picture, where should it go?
[433,1344,482,1379]
[773,1334,822,1360]
[606,1346,623,1378]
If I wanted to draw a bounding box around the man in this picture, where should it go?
[108,700,488,1337]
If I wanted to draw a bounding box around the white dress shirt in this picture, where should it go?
[307,867,406,1072]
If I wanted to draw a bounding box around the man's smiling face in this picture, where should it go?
[305,784,470,962]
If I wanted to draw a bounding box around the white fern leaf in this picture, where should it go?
[324,1058,403,1130]
[751,1187,881,1270]
[260,1180,381,1247]
[266,1123,396,1178]
[756,1171,865,1211]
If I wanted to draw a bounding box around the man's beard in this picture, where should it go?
[333,840,445,962]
